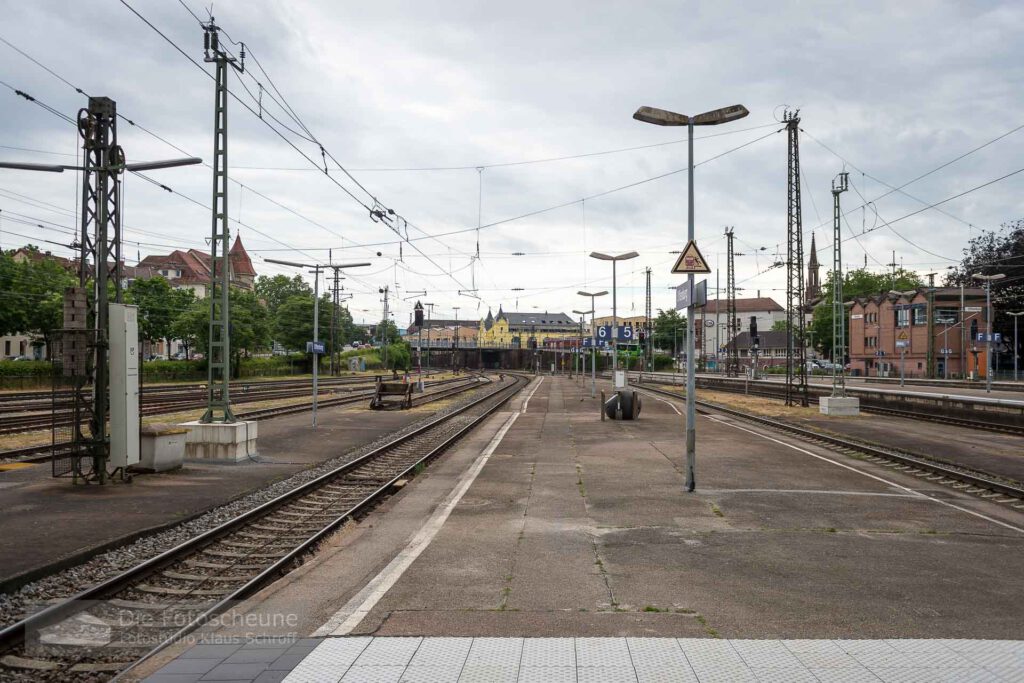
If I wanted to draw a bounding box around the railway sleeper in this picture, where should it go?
[136,584,233,597]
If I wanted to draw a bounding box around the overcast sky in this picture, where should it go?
[2,0,1022,327]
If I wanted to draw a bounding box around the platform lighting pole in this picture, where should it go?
[633,102,749,492]
[1008,312,1023,382]
[589,252,638,382]
[973,273,1005,392]
[578,291,607,397]
[266,259,370,426]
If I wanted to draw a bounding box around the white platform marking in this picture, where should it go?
[314,377,544,636]
[703,414,1024,534]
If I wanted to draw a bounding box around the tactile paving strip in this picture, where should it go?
[144,637,1022,682]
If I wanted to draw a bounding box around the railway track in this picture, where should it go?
[0,376,424,435]
[0,376,478,464]
[0,374,528,681]
[629,371,1024,437]
[635,383,1024,507]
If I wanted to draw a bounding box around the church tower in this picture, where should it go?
[805,232,821,302]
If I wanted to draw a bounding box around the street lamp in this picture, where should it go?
[1009,312,1023,382]
[633,102,749,493]
[266,258,370,426]
[972,273,1005,392]
[578,290,608,397]
[589,252,638,385]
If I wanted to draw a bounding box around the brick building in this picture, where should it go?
[848,287,987,379]
[137,235,256,297]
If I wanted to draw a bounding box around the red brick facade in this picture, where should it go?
[848,287,987,379]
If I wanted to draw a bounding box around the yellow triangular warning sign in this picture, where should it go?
[671,240,711,274]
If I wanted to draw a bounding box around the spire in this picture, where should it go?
[805,232,821,301]
[485,308,494,330]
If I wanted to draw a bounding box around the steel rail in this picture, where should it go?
[0,374,527,676]
[635,383,1024,501]
[628,371,1024,437]
[0,378,473,459]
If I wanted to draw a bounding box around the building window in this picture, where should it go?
[912,307,927,326]
[934,307,958,325]
[896,308,910,327]
[3,340,9,356]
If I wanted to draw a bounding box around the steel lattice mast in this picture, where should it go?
[784,110,808,407]
[72,97,123,482]
[200,18,242,424]
[725,226,739,377]
[831,172,849,397]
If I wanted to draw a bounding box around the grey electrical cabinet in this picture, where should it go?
[109,303,140,469]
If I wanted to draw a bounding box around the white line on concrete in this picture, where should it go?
[655,397,682,415]
[521,376,544,413]
[313,378,542,636]
[704,414,1024,535]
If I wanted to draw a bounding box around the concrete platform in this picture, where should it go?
[132,376,1024,681]
[0,401,437,589]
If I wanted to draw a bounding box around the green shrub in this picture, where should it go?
[0,360,53,377]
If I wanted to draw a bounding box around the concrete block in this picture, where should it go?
[819,396,860,416]
[136,423,188,472]
[180,420,258,463]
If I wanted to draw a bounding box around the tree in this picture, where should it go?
[170,298,206,359]
[172,289,271,364]
[273,292,332,352]
[770,320,788,332]
[374,318,401,345]
[945,219,1024,354]
[651,309,686,354]
[0,248,77,358]
[255,274,311,317]
[810,267,922,359]
[126,276,195,358]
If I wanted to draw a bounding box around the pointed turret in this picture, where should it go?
[484,308,494,330]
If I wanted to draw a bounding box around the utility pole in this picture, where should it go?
[328,266,344,376]
[925,272,937,378]
[379,285,390,372]
[200,18,243,424]
[784,110,808,407]
[725,227,739,377]
[453,305,461,372]
[830,172,849,397]
[2,96,201,482]
[645,267,653,372]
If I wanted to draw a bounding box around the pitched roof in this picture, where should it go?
[701,297,784,314]
[229,235,256,276]
[500,311,576,327]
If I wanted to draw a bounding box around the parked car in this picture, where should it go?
[6,355,33,362]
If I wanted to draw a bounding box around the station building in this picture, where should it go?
[848,286,987,378]
[477,307,578,347]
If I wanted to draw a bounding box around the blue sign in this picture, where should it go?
[595,325,636,342]
[874,350,886,357]
[583,338,610,348]
[306,341,326,354]
[976,332,1002,343]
